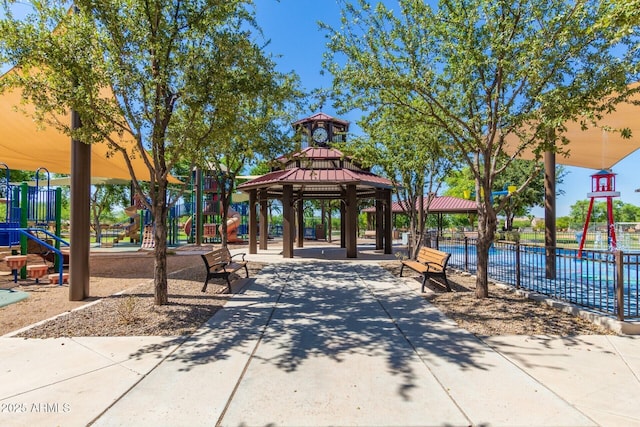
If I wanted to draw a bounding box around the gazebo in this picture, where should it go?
[238,113,395,258]
[363,195,478,234]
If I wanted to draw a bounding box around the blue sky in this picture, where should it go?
[254,0,640,219]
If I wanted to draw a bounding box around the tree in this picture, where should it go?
[445,161,566,231]
[569,199,640,226]
[323,0,640,298]
[0,1,272,304]
[90,184,128,242]
[187,68,302,246]
[339,106,457,258]
[618,201,640,222]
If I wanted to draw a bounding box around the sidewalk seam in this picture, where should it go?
[479,336,601,426]
[215,264,292,426]
[607,335,640,384]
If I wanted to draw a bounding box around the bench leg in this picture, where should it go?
[399,264,405,277]
[421,273,428,293]
[443,274,452,292]
[224,274,232,293]
[202,276,210,293]
[243,264,249,278]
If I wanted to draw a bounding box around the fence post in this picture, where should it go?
[464,237,469,272]
[615,250,625,321]
[515,241,521,289]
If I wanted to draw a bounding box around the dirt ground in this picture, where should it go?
[0,250,265,338]
[0,251,614,338]
[380,262,614,336]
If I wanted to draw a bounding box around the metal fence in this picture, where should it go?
[433,236,640,321]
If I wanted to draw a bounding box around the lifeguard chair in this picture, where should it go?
[578,169,620,256]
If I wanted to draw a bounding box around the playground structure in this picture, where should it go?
[578,169,620,257]
[0,165,68,285]
[119,205,142,243]
[185,170,249,244]
[99,192,192,249]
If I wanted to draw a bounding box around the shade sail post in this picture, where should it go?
[69,110,90,301]
[545,150,557,280]
[194,168,202,246]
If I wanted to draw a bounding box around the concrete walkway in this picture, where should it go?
[1,257,640,426]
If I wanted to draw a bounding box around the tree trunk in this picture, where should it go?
[506,213,514,231]
[95,221,102,243]
[475,204,498,299]
[153,191,169,305]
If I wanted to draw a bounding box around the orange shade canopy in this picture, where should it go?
[504,82,640,170]
[0,81,180,183]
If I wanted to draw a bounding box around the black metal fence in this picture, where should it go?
[432,236,640,321]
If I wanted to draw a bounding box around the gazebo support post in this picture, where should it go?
[375,190,383,250]
[327,204,333,243]
[340,199,346,249]
[282,185,294,258]
[296,197,304,248]
[320,201,326,241]
[259,190,268,250]
[248,189,257,254]
[346,184,357,258]
[384,189,392,254]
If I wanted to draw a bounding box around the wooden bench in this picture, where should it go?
[400,247,451,292]
[200,247,249,293]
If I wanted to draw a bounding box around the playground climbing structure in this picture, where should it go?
[0,166,67,285]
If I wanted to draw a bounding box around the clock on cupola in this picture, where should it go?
[292,112,349,149]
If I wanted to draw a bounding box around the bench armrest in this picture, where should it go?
[230,252,246,262]
[424,261,444,270]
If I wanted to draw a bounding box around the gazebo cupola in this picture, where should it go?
[293,112,349,148]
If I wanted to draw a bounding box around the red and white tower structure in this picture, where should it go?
[578,169,620,257]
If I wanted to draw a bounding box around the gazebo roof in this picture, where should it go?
[292,112,349,127]
[238,145,393,199]
[363,196,478,214]
[277,146,347,163]
[237,167,394,199]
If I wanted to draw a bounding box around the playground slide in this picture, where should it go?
[219,209,242,243]
[118,208,141,243]
[184,216,192,237]
[185,207,241,242]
